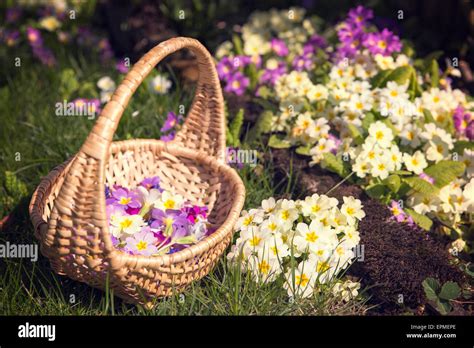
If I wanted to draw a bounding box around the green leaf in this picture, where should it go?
[453,141,474,155]
[439,281,461,300]
[424,160,466,188]
[373,66,414,88]
[247,110,273,144]
[295,145,312,156]
[226,128,234,146]
[422,277,441,301]
[423,109,435,123]
[370,69,392,88]
[408,68,421,99]
[392,170,412,176]
[405,208,433,231]
[384,174,401,193]
[232,34,244,55]
[404,176,439,195]
[174,235,197,245]
[228,108,244,147]
[346,123,363,145]
[362,112,375,131]
[435,299,452,315]
[365,183,386,199]
[4,171,28,197]
[59,68,79,98]
[268,134,291,149]
[429,59,440,88]
[320,153,348,177]
[246,63,258,90]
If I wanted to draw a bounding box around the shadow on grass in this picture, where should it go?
[0,197,134,315]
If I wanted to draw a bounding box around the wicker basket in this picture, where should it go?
[29,37,246,305]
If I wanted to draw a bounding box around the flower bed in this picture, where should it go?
[217,5,474,314]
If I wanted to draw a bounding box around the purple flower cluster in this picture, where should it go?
[6,6,22,23]
[217,56,252,95]
[303,34,327,55]
[293,53,314,72]
[26,27,56,67]
[2,30,20,47]
[106,176,210,256]
[271,38,289,57]
[259,61,287,86]
[160,111,183,142]
[336,5,401,59]
[453,106,474,140]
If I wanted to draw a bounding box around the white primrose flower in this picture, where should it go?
[340,197,366,223]
[283,261,315,298]
[367,121,394,149]
[154,190,184,210]
[460,149,474,179]
[300,194,338,219]
[110,214,146,238]
[403,151,428,174]
[370,157,391,179]
[235,209,264,232]
[332,280,361,302]
[150,74,172,95]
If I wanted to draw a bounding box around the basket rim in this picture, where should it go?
[29,139,246,269]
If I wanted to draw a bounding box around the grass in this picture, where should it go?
[0,48,368,316]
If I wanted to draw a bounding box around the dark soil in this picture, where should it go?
[269,148,468,315]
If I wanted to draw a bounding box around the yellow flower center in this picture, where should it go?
[163,199,175,209]
[259,260,270,274]
[243,216,253,226]
[120,218,132,230]
[281,210,290,220]
[136,241,147,251]
[119,197,131,205]
[296,273,309,287]
[249,236,262,247]
[306,231,318,243]
[346,207,355,216]
[317,261,330,273]
[378,40,387,49]
[375,130,384,140]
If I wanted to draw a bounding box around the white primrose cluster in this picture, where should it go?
[227,195,365,299]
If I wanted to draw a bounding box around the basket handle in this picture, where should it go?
[80,37,226,162]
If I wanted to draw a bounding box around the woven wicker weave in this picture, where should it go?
[29,37,246,305]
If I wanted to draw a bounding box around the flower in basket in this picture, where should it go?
[105,176,210,256]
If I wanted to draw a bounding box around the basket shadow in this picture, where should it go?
[0,197,131,314]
